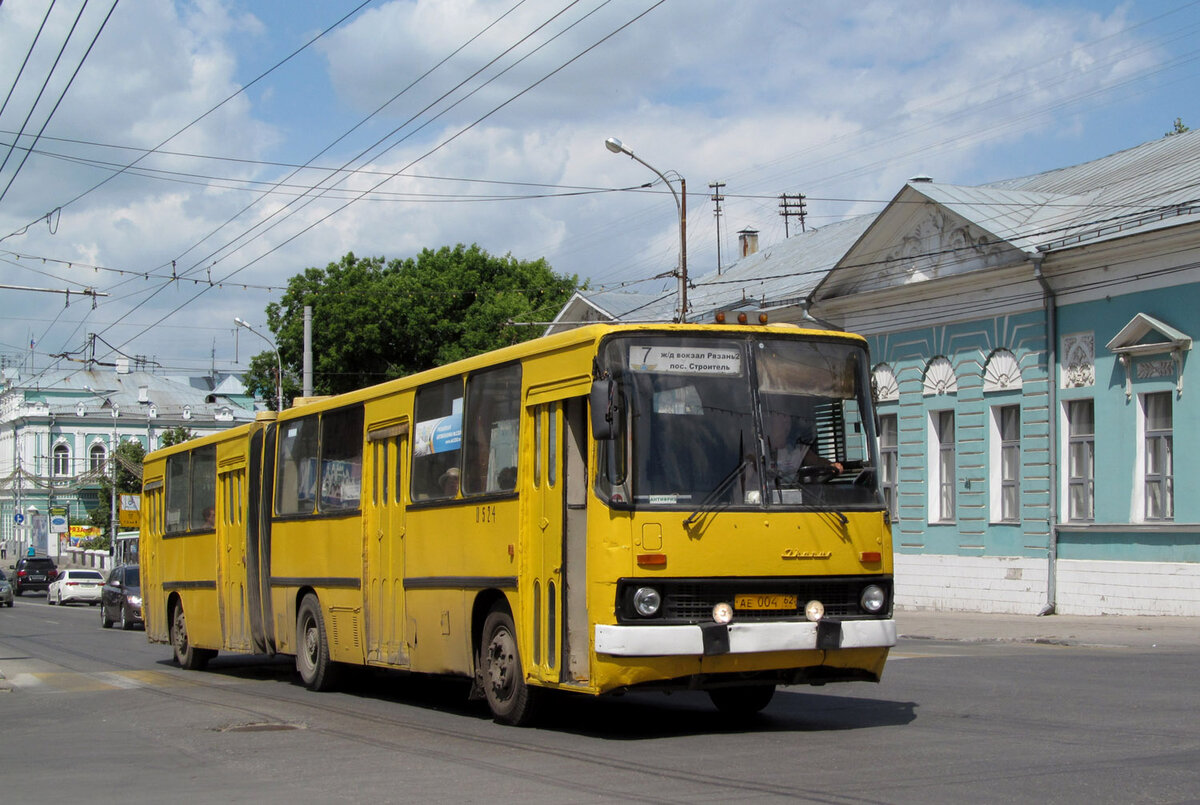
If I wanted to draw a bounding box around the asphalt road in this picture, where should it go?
[2,595,1197,804]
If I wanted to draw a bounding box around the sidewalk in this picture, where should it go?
[896,609,1199,650]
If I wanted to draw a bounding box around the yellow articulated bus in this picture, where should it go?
[141,322,895,724]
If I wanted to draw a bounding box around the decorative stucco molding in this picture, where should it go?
[1061,332,1095,388]
[982,348,1023,392]
[872,363,899,402]
[889,205,1006,285]
[923,356,958,396]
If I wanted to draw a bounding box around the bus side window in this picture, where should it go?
[276,415,320,515]
[412,379,463,500]
[165,453,189,533]
[191,445,216,530]
[319,406,364,512]
[463,363,521,495]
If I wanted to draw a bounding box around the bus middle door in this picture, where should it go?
[365,421,409,667]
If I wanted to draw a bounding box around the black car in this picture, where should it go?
[12,556,58,596]
[100,564,142,630]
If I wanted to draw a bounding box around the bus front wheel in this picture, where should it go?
[480,608,538,726]
[296,594,339,691]
[171,602,215,670]
[708,684,776,715]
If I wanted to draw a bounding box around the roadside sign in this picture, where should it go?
[13,513,24,525]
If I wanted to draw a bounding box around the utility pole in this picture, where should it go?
[709,181,725,274]
[779,193,807,236]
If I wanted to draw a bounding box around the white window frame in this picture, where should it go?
[927,409,956,523]
[1062,399,1095,523]
[52,443,71,477]
[89,443,107,473]
[1135,391,1173,522]
[989,404,1020,523]
[879,411,899,522]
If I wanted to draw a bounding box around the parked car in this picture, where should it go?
[0,569,13,607]
[47,568,105,606]
[100,564,142,629]
[12,556,58,596]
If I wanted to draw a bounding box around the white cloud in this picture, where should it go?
[0,0,1187,374]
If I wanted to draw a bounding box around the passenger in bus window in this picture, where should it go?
[498,466,516,491]
[439,467,460,497]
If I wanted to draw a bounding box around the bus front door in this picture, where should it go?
[365,423,409,667]
[529,399,589,685]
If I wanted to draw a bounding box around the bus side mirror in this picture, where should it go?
[590,379,615,440]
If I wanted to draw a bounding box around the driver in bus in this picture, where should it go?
[764,409,843,483]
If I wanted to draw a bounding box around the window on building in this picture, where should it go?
[53,444,70,476]
[89,443,107,473]
[1066,400,1094,522]
[929,410,956,522]
[992,405,1020,522]
[879,412,898,521]
[1143,392,1173,521]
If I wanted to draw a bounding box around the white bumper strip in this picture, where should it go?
[594,619,896,657]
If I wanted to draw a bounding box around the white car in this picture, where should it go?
[47,569,106,606]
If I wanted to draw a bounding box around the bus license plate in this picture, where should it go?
[735,593,796,611]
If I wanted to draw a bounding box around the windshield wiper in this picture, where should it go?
[684,456,750,528]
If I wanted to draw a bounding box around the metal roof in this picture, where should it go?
[566,130,1200,325]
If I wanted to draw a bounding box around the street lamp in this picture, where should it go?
[605,136,688,322]
[235,317,284,412]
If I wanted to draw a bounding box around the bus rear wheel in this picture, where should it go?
[296,594,339,691]
[708,684,776,715]
[171,602,215,670]
[480,608,538,726]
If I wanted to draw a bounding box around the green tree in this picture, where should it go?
[258,245,581,398]
[1166,117,1189,136]
[160,426,194,447]
[86,440,146,545]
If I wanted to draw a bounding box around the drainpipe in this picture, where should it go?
[1033,251,1058,616]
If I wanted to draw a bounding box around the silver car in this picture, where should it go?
[0,569,14,607]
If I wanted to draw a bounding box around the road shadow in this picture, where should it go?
[160,655,916,738]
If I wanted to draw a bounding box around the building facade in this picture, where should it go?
[1,361,256,560]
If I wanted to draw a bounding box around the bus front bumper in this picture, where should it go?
[595,618,896,657]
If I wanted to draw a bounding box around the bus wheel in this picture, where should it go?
[708,684,776,715]
[296,594,339,691]
[171,602,214,670]
[480,608,538,726]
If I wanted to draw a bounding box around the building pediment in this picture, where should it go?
[1106,313,1191,399]
[815,185,1031,300]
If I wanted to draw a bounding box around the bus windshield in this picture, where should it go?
[595,334,882,512]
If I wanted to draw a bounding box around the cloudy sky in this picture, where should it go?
[0,0,1196,378]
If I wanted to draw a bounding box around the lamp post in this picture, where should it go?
[235,317,284,412]
[605,137,688,322]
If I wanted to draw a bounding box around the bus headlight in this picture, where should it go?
[632,587,662,617]
[805,600,825,622]
[859,584,886,614]
[712,602,733,624]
